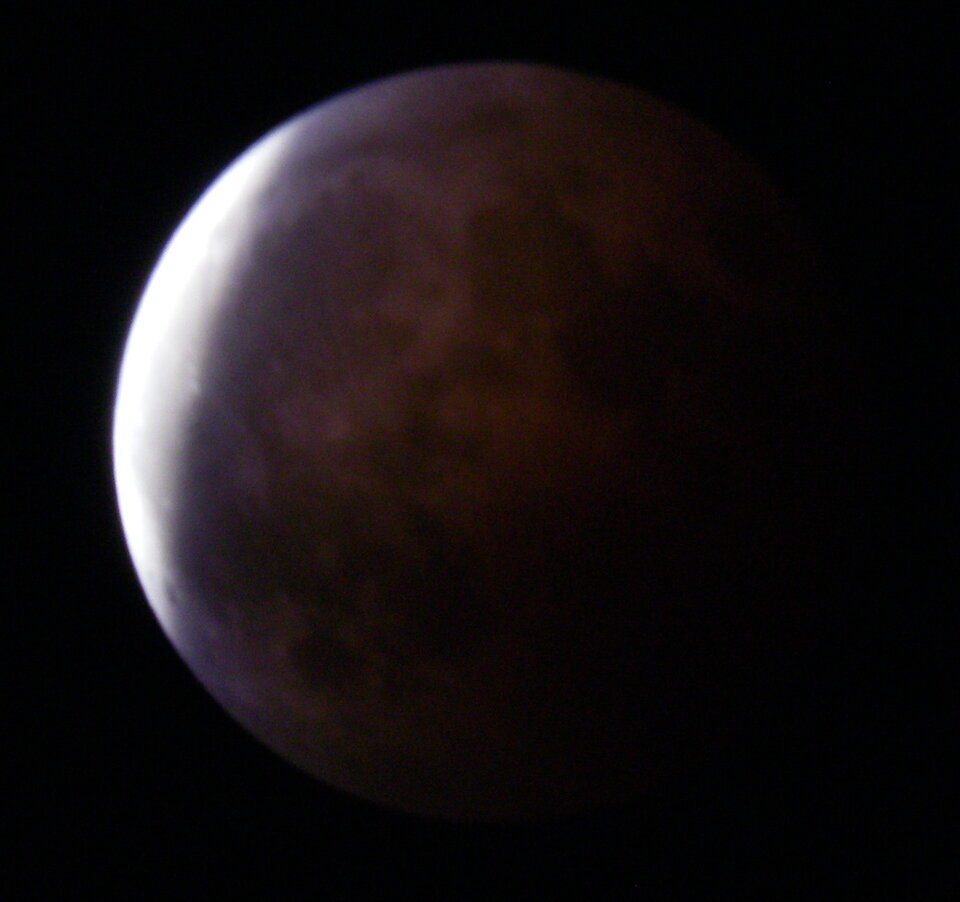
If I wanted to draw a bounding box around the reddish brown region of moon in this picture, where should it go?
[114,62,848,820]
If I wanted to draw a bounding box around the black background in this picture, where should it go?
[11,3,952,897]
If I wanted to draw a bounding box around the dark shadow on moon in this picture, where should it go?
[116,62,874,826]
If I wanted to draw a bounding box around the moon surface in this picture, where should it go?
[114,62,840,820]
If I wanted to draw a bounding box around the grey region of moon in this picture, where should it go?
[114,62,844,820]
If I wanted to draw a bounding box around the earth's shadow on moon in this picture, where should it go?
[115,63,878,840]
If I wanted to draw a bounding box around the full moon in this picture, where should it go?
[114,62,841,820]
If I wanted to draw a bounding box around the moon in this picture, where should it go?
[114,62,840,820]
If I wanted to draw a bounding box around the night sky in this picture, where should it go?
[12,5,951,897]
